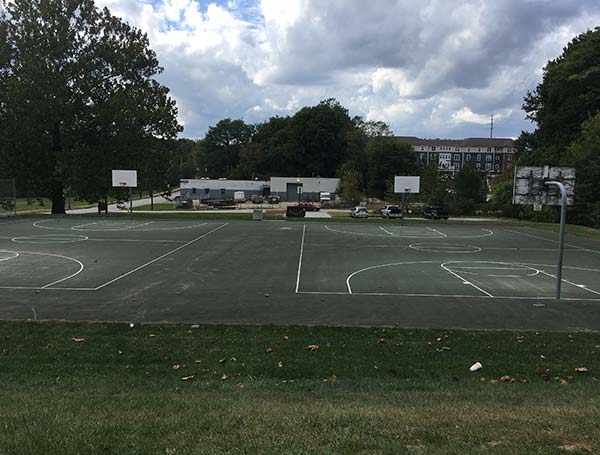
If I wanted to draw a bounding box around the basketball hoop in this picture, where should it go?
[119,181,127,187]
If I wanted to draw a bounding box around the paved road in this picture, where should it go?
[67,192,178,214]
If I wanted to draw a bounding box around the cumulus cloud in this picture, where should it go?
[93,0,600,138]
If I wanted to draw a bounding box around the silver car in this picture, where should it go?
[351,206,368,218]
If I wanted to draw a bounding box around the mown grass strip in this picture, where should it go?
[0,322,598,454]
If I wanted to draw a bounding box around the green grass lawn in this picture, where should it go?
[0,321,598,454]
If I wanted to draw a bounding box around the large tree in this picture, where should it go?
[204,119,254,178]
[0,0,181,213]
[522,27,600,162]
[365,137,417,198]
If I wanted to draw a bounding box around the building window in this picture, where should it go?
[494,164,500,170]
[476,154,481,161]
[487,147,492,152]
[466,154,471,160]
[420,153,426,160]
[486,163,492,170]
[431,146,436,151]
[476,163,481,169]
[495,155,500,160]
[486,155,492,162]
[478,147,481,151]
[507,154,512,162]
[453,154,460,161]
[467,147,471,151]
[455,147,459,151]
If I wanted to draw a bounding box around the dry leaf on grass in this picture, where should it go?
[435,337,442,342]
[148,333,156,337]
[499,375,513,382]
[277,361,283,368]
[265,347,273,353]
[219,358,226,363]
[71,338,85,343]
[282,336,289,341]
[181,375,195,382]
[221,373,230,381]
[306,344,319,351]
[172,364,182,370]
[559,442,593,452]
[575,367,589,373]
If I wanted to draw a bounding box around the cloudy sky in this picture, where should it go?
[93,0,600,139]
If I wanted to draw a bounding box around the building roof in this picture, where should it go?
[394,136,515,148]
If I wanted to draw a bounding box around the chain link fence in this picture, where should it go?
[0,179,16,216]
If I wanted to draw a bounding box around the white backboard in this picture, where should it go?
[394,176,420,194]
[112,170,138,188]
[513,166,575,206]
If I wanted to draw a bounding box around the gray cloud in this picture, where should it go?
[94,0,600,138]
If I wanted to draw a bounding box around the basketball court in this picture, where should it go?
[0,216,599,329]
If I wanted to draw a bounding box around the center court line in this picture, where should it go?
[379,226,394,236]
[88,238,187,243]
[93,223,228,290]
[504,228,600,255]
[295,224,306,293]
[72,220,106,230]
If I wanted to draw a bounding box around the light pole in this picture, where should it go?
[544,181,567,299]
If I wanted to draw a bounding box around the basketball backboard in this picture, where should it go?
[394,176,420,194]
[513,166,575,206]
[112,170,138,188]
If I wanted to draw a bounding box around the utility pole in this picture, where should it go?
[490,114,494,139]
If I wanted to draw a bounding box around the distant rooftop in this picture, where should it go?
[394,136,515,147]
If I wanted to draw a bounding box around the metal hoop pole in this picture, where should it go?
[544,181,567,299]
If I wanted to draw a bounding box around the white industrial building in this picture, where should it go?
[180,177,340,202]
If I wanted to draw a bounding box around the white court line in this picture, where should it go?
[0,250,85,289]
[426,227,447,237]
[295,291,600,301]
[295,225,306,293]
[379,226,394,236]
[72,220,106,230]
[537,270,600,297]
[94,223,228,290]
[346,261,440,294]
[88,238,187,243]
[127,221,154,229]
[440,262,494,297]
[505,228,600,255]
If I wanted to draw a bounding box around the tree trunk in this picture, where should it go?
[50,123,66,214]
[50,179,66,214]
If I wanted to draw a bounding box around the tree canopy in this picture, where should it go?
[0,0,181,212]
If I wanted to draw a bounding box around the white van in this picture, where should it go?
[319,192,331,203]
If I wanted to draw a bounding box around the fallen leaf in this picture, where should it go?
[219,358,226,364]
[441,346,451,351]
[490,379,498,384]
[71,338,85,343]
[194,359,202,364]
[435,337,442,342]
[236,383,245,389]
[479,377,486,382]
[575,367,589,373]
[516,336,525,343]
[535,367,543,375]
[499,375,513,382]
[517,378,531,384]
[265,347,273,353]
[378,338,386,344]
[148,333,156,337]
[172,364,182,370]
[559,443,593,452]
[277,361,283,368]
[221,373,230,381]
[326,374,337,381]
[181,375,195,382]
[230,357,237,362]
[306,344,319,351]
[559,379,569,385]
[282,336,289,341]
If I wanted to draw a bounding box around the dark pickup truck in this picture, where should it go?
[423,206,449,220]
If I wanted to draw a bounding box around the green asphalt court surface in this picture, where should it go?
[0,216,600,330]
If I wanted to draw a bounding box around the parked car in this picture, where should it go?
[266,195,281,204]
[381,205,403,219]
[423,206,449,220]
[251,194,264,204]
[351,206,368,218]
[298,202,320,211]
[286,205,306,217]
[319,192,331,203]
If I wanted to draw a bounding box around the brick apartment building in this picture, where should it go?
[394,137,516,175]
